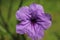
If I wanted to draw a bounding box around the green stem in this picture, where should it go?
[18,0,23,9]
[8,0,13,20]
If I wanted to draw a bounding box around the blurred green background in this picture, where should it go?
[0,0,60,40]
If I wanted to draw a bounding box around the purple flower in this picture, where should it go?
[16,3,52,40]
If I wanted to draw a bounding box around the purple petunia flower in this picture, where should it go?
[16,3,52,40]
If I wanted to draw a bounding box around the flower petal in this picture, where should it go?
[37,15,51,30]
[24,23,36,37]
[45,13,52,21]
[29,3,44,13]
[16,6,31,21]
[33,24,44,40]
[29,3,44,16]
[16,20,30,34]
[24,23,44,40]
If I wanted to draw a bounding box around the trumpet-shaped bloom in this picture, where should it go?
[16,3,52,40]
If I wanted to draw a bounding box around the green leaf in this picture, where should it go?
[0,26,7,34]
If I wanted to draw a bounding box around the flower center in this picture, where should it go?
[30,18,37,24]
